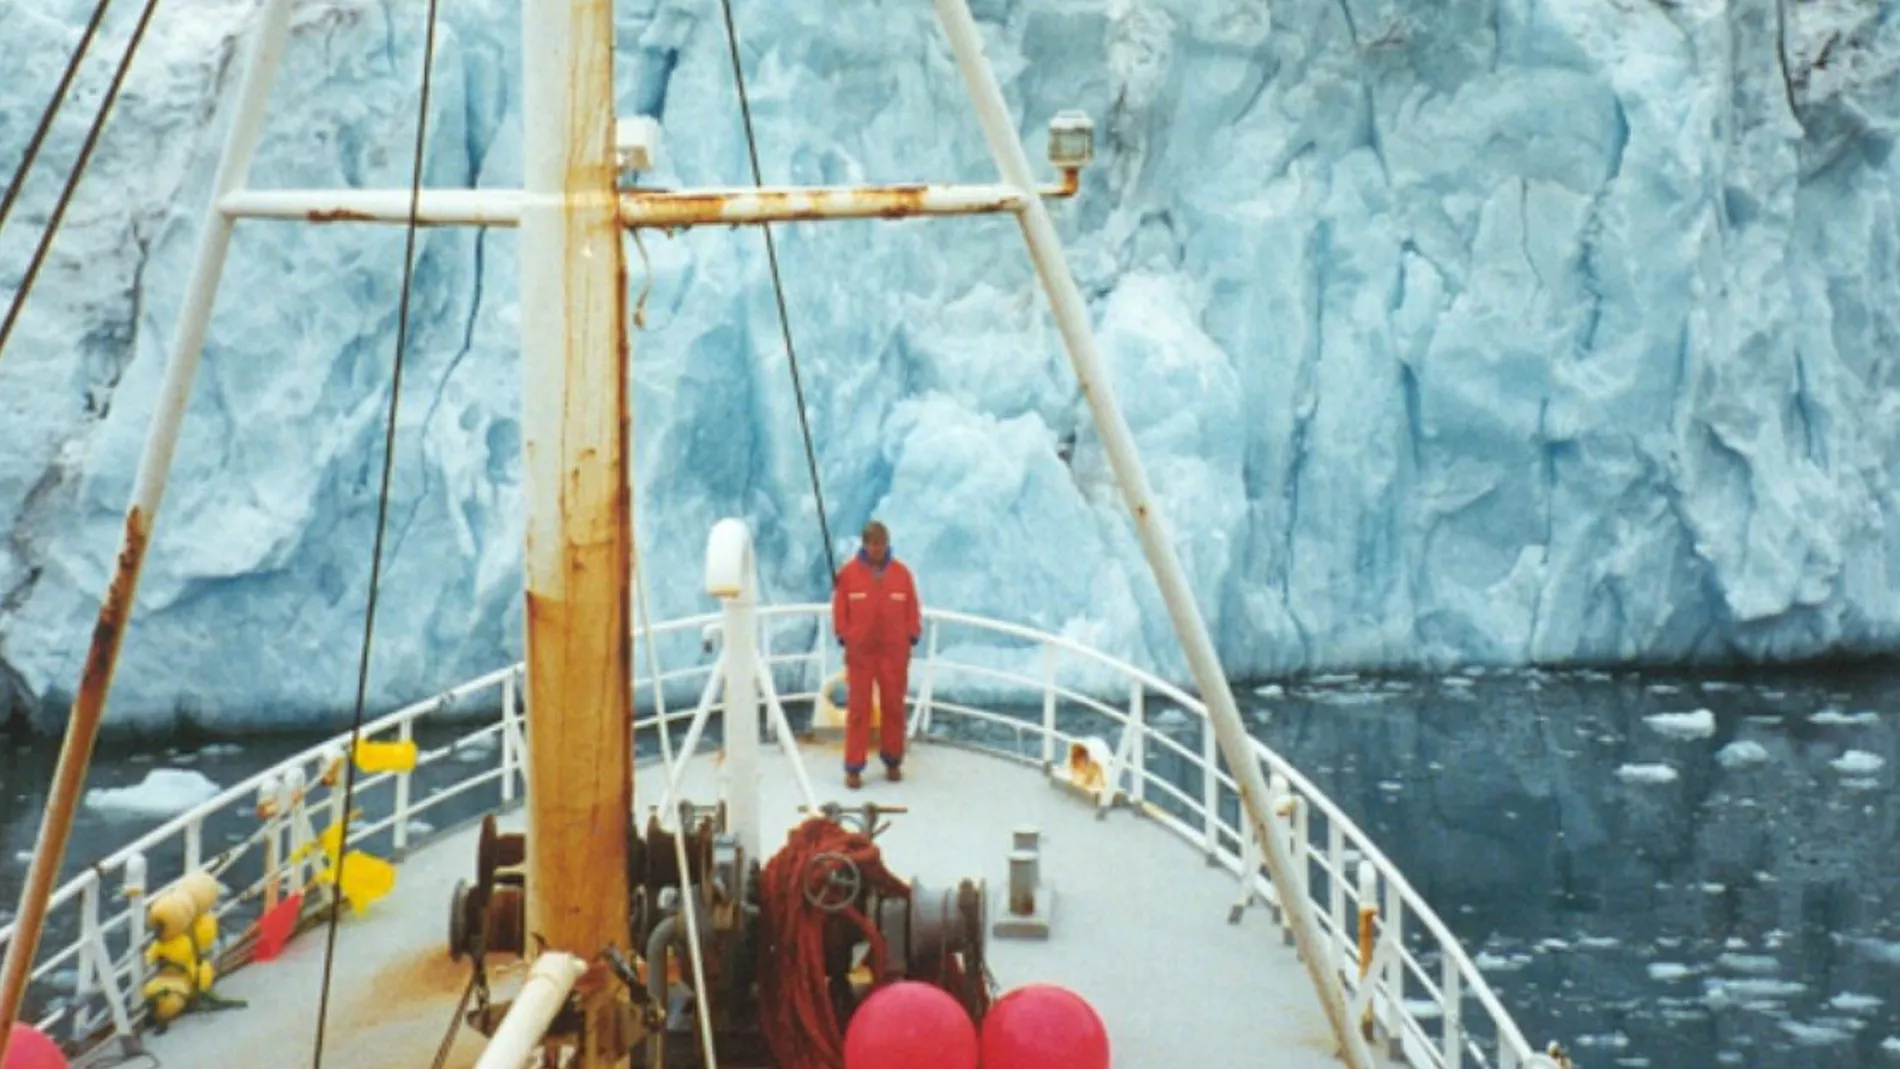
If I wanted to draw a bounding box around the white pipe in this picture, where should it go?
[706,520,761,861]
[219,188,524,226]
[216,180,1079,230]
[0,0,298,1054]
[755,668,819,813]
[930,3,1373,1066]
[670,808,719,1068]
[620,181,1042,226]
[470,951,587,1069]
[657,662,726,821]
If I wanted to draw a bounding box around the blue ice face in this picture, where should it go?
[2,0,1898,728]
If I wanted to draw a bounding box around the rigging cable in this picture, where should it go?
[308,0,443,1062]
[716,0,837,583]
[0,0,114,235]
[0,0,162,365]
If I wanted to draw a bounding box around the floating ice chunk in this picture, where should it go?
[1645,709,1715,739]
[1811,709,1880,726]
[1649,962,1694,981]
[1780,1020,1853,1046]
[1253,684,1284,698]
[1716,741,1769,769]
[1617,763,1679,785]
[1829,992,1882,1014]
[1646,683,1683,696]
[1832,751,1885,775]
[1718,953,1779,975]
[84,769,221,817]
[1882,1035,1900,1055]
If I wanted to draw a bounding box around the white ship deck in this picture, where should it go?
[123,740,1342,1069]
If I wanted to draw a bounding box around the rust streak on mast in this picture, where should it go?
[519,0,631,1061]
[0,508,150,1047]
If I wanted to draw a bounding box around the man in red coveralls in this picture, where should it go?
[831,520,922,789]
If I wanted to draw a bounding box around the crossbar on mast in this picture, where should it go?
[217,172,1078,229]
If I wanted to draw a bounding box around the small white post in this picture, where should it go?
[500,670,517,804]
[283,767,308,890]
[1443,953,1463,1069]
[257,774,281,909]
[1328,824,1345,977]
[1202,725,1220,859]
[657,660,726,820]
[702,518,767,863]
[393,719,414,858]
[1383,877,1406,1057]
[72,876,98,1044]
[911,620,940,740]
[184,817,203,874]
[1040,644,1058,767]
[122,853,147,1034]
[1127,682,1146,804]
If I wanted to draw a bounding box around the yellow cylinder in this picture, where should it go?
[143,971,193,1023]
[146,933,197,972]
[147,888,196,942]
[191,911,218,955]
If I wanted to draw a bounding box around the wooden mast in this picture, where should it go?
[519,0,632,1060]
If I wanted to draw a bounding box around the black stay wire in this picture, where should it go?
[0,0,114,235]
[309,0,442,1062]
[716,0,838,584]
[0,0,160,365]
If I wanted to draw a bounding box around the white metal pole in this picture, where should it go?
[719,577,762,863]
[0,0,297,1054]
[930,3,1372,1065]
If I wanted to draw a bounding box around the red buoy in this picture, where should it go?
[980,983,1110,1069]
[843,981,978,1069]
[2,1024,69,1069]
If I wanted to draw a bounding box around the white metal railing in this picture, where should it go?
[1,605,1559,1069]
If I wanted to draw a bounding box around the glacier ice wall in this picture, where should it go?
[0,0,1897,730]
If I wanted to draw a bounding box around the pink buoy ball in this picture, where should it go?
[2,1024,69,1069]
[980,983,1110,1069]
[844,980,978,1069]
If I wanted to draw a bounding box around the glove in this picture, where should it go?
[910,635,920,648]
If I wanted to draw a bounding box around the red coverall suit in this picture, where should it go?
[831,552,922,774]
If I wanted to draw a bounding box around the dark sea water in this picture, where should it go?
[1239,665,1900,1069]
[3,665,1898,1068]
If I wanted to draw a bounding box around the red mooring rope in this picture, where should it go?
[757,820,911,1069]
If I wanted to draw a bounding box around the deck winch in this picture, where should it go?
[447,801,988,1066]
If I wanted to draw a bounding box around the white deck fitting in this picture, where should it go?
[128,740,1342,1068]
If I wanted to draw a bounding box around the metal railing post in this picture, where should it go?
[500,670,517,804]
[393,718,414,858]
[1443,951,1464,1069]
[1201,724,1219,859]
[1040,643,1058,767]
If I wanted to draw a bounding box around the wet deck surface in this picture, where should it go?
[123,739,1343,1068]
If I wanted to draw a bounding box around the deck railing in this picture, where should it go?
[1,605,1561,1069]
